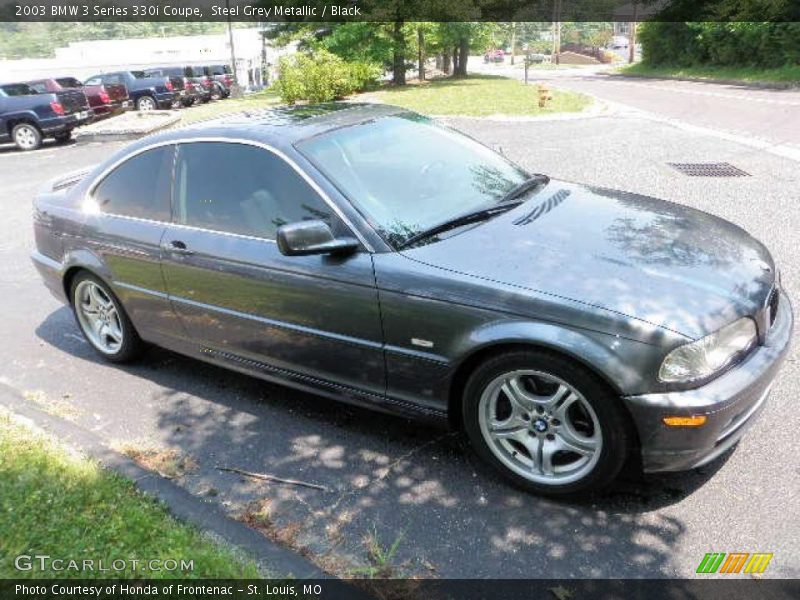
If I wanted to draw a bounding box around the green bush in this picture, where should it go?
[638,22,800,69]
[274,50,381,105]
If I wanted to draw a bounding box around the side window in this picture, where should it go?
[174,142,335,239]
[93,146,173,220]
[103,74,123,85]
[85,77,102,86]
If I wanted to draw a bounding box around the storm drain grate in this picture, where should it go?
[668,162,751,177]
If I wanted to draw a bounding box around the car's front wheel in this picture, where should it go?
[462,350,630,496]
[70,272,143,363]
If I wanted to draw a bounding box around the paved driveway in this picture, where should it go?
[1,106,798,578]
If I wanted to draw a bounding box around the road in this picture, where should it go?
[1,94,799,579]
[472,59,800,157]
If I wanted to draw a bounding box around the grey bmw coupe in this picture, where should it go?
[32,104,793,495]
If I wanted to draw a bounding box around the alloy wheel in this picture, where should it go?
[74,280,124,355]
[477,370,603,485]
[138,96,156,111]
[14,125,39,150]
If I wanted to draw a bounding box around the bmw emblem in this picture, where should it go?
[533,418,548,433]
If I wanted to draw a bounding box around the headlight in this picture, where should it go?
[658,317,757,383]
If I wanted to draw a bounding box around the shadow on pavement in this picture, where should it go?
[36,306,732,578]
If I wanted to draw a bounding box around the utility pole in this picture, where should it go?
[552,0,562,66]
[510,22,516,65]
[628,1,639,64]
[226,0,242,97]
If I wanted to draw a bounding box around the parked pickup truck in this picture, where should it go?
[203,64,234,97]
[143,66,207,107]
[50,76,130,118]
[84,71,180,111]
[0,82,91,150]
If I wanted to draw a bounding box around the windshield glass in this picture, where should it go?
[298,114,529,248]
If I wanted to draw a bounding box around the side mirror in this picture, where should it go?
[276,220,359,257]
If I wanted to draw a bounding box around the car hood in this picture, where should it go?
[401,181,775,340]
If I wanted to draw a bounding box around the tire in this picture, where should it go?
[210,86,222,101]
[54,130,72,143]
[462,349,630,496]
[70,271,143,363]
[12,122,42,151]
[136,95,157,111]
[181,98,194,108]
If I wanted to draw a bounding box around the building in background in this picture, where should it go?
[0,28,292,89]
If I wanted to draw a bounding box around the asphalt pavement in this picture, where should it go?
[473,59,800,160]
[1,88,798,579]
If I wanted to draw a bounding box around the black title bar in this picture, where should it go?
[2,0,800,22]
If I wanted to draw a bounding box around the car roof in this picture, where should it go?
[144,102,411,147]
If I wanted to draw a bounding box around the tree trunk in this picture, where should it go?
[457,38,469,76]
[392,20,406,86]
[417,27,425,81]
[442,50,451,74]
[452,47,459,76]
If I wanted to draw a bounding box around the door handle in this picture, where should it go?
[162,240,194,255]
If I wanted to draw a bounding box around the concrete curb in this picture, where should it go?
[75,111,182,144]
[608,71,800,91]
[0,382,370,595]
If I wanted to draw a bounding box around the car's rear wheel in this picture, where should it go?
[210,86,222,101]
[54,130,72,143]
[12,123,42,151]
[462,350,630,496]
[70,272,143,363]
[136,95,157,111]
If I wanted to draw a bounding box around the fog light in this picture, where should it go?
[663,415,707,427]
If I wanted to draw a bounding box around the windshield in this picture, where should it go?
[298,115,529,248]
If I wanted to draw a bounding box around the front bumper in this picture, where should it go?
[623,290,793,473]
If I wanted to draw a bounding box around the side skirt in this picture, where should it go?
[146,332,448,425]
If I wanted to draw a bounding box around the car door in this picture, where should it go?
[82,144,183,344]
[160,141,385,398]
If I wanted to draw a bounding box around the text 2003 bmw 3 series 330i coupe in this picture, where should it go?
[31,104,793,496]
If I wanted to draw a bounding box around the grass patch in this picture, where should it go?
[177,89,282,126]
[366,74,591,117]
[0,415,262,578]
[619,63,800,85]
[351,526,405,578]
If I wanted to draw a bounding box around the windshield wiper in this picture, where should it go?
[499,174,550,204]
[397,202,522,250]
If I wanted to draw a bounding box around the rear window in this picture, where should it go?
[205,65,231,76]
[27,81,49,93]
[1,83,37,96]
[56,78,82,88]
[130,71,147,79]
[92,146,174,221]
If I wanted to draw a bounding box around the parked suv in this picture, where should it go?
[0,82,91,150]
[143,67,207,107]
[84,71,179,111]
